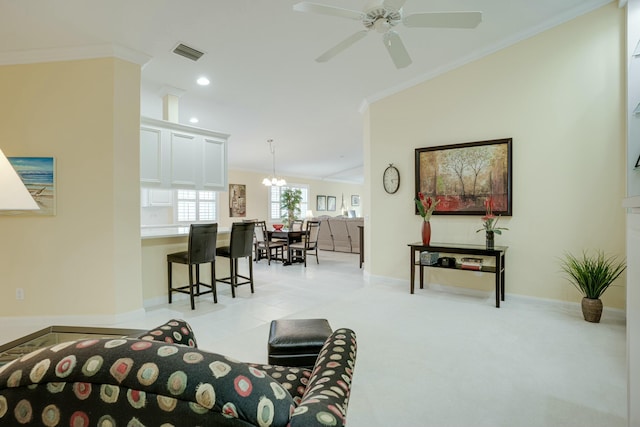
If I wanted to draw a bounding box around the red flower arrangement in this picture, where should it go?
[476,197,508,234]
[415,192,440,222]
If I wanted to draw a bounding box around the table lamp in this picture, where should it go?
[0,149,39,210]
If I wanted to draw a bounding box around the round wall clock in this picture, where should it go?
[383,164,400,194]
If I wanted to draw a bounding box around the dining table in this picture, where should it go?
[267,229,306,265]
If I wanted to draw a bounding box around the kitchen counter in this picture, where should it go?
[141,225,231,239]
[141,225,233,303]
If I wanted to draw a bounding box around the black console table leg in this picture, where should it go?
[495,254,500,308]
[501,253,506,301]
[410,248,415,294]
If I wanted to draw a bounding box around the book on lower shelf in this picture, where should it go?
[460,257,483,270]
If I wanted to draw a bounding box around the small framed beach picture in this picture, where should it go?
[4,156,56,216]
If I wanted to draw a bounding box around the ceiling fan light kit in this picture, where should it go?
[293,0,482,69]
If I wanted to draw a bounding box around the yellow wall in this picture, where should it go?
[0,58,143,317]
[215,170,364,226]
[366,3,626,308]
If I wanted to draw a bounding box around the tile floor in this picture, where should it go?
[0,250,627,427]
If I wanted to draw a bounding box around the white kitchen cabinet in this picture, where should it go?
[149,189,173,206]
[140,116,229,191]
[140,126,162,184]
[140,188,173,207]
[170,131,197,187]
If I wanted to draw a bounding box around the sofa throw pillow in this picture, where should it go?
[137,318,198,347]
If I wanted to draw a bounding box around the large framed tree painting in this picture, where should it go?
[415,138,512,216]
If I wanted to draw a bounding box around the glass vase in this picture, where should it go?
[486,230,494,249]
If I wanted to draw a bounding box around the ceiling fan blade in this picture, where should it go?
[382,0,407,12]
[382,31,412,69]
[316,30,368,62]
[403,11,482,29]
[293,2,364,21]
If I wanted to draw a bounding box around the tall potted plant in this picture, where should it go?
[280,188,302,229]
[559,250,626,323]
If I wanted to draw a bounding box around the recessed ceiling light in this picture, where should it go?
[196,77,210,86]
[189,117,199,124]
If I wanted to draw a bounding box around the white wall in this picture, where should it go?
[365,3,626,308]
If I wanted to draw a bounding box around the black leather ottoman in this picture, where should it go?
[268,318,332,368]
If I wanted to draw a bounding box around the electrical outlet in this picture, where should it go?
[16,288,24,300]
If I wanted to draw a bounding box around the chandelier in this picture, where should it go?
[262,139,287,187]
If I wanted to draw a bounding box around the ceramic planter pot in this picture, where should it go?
[581,297,603,323]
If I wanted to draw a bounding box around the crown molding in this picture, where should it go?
[0,43,151,66]
[363,0,614,106]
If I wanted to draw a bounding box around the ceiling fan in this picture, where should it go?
[293,0,482,69]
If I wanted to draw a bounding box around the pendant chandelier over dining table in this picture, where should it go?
[262,139,287,187]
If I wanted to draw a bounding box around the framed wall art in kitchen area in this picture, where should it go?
[229,183,246,217]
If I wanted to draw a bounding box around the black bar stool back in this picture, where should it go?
[216,222,256,297]
[167,223,218,310]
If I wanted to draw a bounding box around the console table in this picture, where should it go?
[409,242,508,308]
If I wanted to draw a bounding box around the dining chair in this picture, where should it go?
[290,220,304,231]
[254,221,287,265]
[288,220,320,267]
[167,223,218,310]
[216,222,256,298]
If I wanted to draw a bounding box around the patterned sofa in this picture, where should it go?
[0,319,357,427]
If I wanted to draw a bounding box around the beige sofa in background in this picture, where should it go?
[315,215,363,254]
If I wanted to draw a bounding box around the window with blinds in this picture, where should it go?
[176,190,217,222]
[269,185,308,221]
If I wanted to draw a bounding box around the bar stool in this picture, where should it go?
[167,223,218,310]
[216,222,256,298]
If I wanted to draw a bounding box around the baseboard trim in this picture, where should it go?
[0,308,147,329]
[364,273,626,321]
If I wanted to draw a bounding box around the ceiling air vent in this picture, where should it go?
[172,43,204,62]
